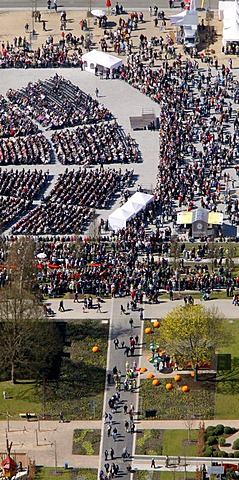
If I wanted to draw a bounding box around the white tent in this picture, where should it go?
[219,0,239,44]
[223,23,239,43]
[130,192,154,209]
[169,10,198,26]
[82,50,122,75]
[108,206,135,231]
[108,192,154,231]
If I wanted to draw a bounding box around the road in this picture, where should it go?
[2,0,219,12]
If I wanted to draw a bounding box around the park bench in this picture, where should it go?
[19,413,37,420]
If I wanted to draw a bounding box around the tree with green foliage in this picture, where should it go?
[160,305,229,380]
[0,238,63,384]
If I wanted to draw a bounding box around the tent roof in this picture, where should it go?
[169,10,198,25]
[81,50,122,69]
[130,191,154,206]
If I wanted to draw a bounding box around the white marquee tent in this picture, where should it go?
[82,50,122,74]
[169,10,198,26]
[108,192,154,231]
[219,0,239,45]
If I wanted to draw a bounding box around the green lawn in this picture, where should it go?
[0,319,108,421]
[162,430,198,456]
[0,380,41,420]
[35,467,97,480]
[215,320,239,419]
[136,429,163,455]
[133,472,195,480]
[136,429,198,457]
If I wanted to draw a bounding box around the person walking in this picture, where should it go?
[54,0,57,11]
[125,420,129,432]
[129,317,134,329]
[95,87,99,98]
[107,425,111,437]
[58,300,65,311]
[104,449,108,461]
[151,458,156,468]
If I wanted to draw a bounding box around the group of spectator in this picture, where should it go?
[0,169,48,229]
[0,95,37,138]
[7,76,112,129]
[51,123,140,165]
[0,133,51,165]
[12,168,133,234]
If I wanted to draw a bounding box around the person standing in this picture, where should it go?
[104,449,108,461]
[110,447,114,460]
[95,87,99,98]
[54,0,57,11]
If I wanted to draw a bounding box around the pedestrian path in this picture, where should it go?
[98,300,144,478]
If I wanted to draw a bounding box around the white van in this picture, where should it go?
[184,25,199,49]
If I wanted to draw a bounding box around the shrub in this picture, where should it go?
[224,426,235,435]
[207,436,218,446]
[205,426,215,437]
[218,437,226,446]
[233,439,239,450]
[214,424,225,436]
[218,451,228,458]
[233,451,239,458]
[204,447,213,456]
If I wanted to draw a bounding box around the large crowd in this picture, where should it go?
[0,12,239,299]
[51,124,140,165]
[0,95,37,138]
[0,169,48,230]
[7,76,112,129]
[0,133,51,165]
[11,168,134,234]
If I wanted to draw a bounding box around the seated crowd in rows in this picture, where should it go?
[51,123,140,165]
[0,133,51,165]
[12,168,133,234]
[7,76,112,129]
[0,169,48,229]
[0,95,38,138]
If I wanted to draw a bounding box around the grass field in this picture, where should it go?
[162,430,198,456]
[133,472,195,480]
[215,320,239,419]
[0,319,108,420]
[35,467,97,480]
[136,429,198,457]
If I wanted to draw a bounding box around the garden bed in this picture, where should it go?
[139,376,215,420]
[72,429,101,455]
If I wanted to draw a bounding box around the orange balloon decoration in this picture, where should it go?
[174,374,181,382]
[92,346,100,353]
[140,367,147,373]
[153,321,160,328]
[166,383,173,390]
[152,379,160,386]
[147,355,152,361]
[145,327,152,334]
[182,385,190,392]
[147,373,154,379]
[190,371,195,378]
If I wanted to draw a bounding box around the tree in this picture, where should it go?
[0,238,63,384]
[160,305,229,380]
